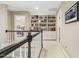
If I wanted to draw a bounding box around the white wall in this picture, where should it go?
[56,1,79,57]
[0,4,8,48]
[43,31,56,41]
[56,8,63,43]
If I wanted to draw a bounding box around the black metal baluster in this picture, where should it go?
[27,32,32,58]
[41,30,43,48]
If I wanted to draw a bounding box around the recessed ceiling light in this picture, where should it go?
[35,6,39,10]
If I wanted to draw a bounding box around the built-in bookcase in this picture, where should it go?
[31,15,56,31]
[48,15,56,31]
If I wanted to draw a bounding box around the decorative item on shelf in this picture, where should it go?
[31,24,33,26]
[41,20,44,22]
[32,16,34,19]
[38,20,41,23]
[50,28,56,31]
[39,16,43,19]
[45,16,47,19]
[44,19,47,22]
[40,24,46,26]
[48,20,53,22]
[34,15,38,19]
[53,23,55,26]
[31,15,38,19]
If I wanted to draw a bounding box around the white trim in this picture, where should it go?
[12,51,15,58]
[57,42,70,58]
[66,17,77,23]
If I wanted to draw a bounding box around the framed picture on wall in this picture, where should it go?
[17,25,25,37]
[65,2,79,24]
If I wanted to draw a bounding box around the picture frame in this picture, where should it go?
[17,25,25,37]
[65,2,79,24]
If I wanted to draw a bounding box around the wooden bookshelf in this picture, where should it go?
[31,15,56,31]
[48,15,56,31]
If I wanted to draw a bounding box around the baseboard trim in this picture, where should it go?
[57,42,70,58]
[43,39,56,41]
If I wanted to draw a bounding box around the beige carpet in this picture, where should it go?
[39,41,67,58]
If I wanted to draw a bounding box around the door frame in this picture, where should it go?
[57,9,62,43]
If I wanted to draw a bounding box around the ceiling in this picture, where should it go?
[0,1,62,15]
